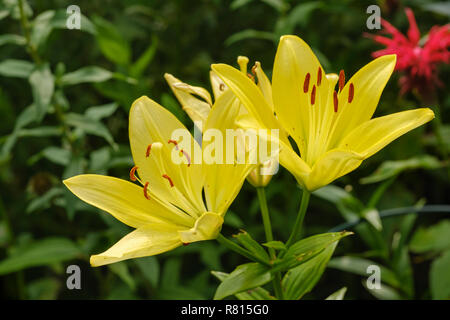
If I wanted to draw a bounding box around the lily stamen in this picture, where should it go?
[348,83,354,103]
[311,85,316,105]
[146,144,152,157]
[338,70,345,92]
[303,73,310,93]
[143,182,150,199]
[168,139,179,150]
[317,68,322,86]
[333,91,338,112]
[130,166,138,181]
[162,174,174,187]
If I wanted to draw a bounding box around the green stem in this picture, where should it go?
[216,234,271,267]
[18,0,41,64]
[256,187,283,299]
[286,190,311,248]
[256,187,275,257]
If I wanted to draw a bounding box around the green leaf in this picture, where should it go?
[0,237,81,275]
[325,287,347,300]
[65,113,116,148]
[60,66,113,86]
[410,220,450,254]
[93,16,131,66]
[233,230,270,262]
[26,187,63,214]
[261,0,288,12]
[85,103,118,121]
[313,185,364,222]
[230,0,254,10]
[328,256,400,289]
[263,241,286,251]
[225,29,276,46]
[362,208,382,231]
[0,59,34,78]
[17,126,61,137]
[363,282,402,300]
[282,243,337,299]
[360,155,441,184]
[430,250,450,299]
[109,262,136,291]
[211,271,275,300]
[29,64,54,121]
[213,263,272,300]
[31,10,96,48]
[29,146,71,166]
[130,35,158,77]
[273,231,353,272]
[134,256,160,288]
[422,2,450,17]
[27,277,61,300]
[0,34,26,46]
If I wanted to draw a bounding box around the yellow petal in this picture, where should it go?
[129,96,206,216]
[210,70,227,101]
[203,90,258,214]
[164,73,211,125]
[211,63,286,143]
[63,174,194,228]
[278,143,312,189]
[339,108,435,159]
[272,35,325,157]
[327,55,397,148]
[253,61,273,110]
[306,149,364,191]
[178,212,224,243]
[90,223,183,266]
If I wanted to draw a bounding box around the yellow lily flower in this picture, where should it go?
[164,56,278,187]
[64,92,259,266]
[211,35,435,191]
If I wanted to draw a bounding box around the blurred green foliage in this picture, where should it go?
[0,0,449,299]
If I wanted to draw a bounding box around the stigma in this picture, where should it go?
[180,149,191,166]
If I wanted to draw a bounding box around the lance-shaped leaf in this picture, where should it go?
[272,231,353,272]
[282,243,338,300]
[233,230,270,263]
[211,271,275,300]
[213,263,272,300]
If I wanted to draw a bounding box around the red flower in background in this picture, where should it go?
[368,8,450,101]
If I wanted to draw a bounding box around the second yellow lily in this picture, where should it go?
[212,35,435,191]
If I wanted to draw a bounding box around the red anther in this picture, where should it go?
[146,144,152,157]
[338,70,345,92]
[311,85,316,105]
[183,243,190,246]
[317,67,322,86]
[143,182,150,199]
[168,139,179,150]
[333,91,338,112]
[130,166,138,181]
[303,73,311,93]
[180,149,191,167]
[162,174,174,187]
[348,83,354,103]
[247,73,255,82]
[251,64,257,76]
